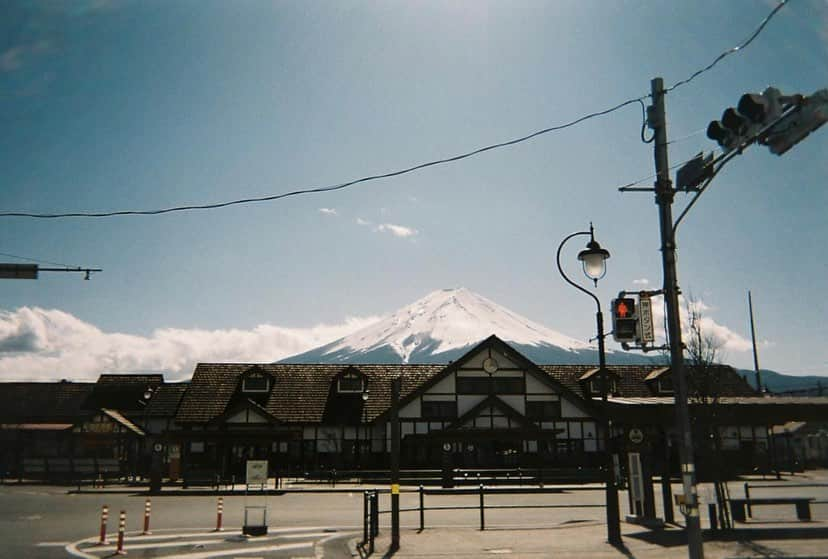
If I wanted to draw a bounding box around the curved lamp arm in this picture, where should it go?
[556,230,601,314]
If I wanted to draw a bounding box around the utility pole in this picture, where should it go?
[649,77,704,559]
[390,376,401,552]
[748,291,763,393]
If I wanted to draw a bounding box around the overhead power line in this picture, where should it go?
[0,251,78,269]
[0,1,789,220]
[664,0,789,93]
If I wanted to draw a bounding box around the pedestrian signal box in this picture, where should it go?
[612,298,638,343]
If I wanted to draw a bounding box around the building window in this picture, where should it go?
[242,374,269,393]
[657,376,674,394]
[456,376,525,394]
[493,377,525,394]
[588,377,617,395]
[190,441,205,453]
[526,401,561,421]
[338,371,364,393]
[422,400,457,420]
[456,377,490,394]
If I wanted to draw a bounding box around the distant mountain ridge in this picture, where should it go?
[738,368,827,394]
[281,289,825,394]
[283,288,652,366]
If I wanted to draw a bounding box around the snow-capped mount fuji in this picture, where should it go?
[283,288,651,365]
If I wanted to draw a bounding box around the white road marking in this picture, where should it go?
[153,541,312,559]
[65,526,359,559]
[35,541,70,546]
[91,538,227,552]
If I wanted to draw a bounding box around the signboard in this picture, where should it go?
[246,460,268,485]
[638,296,655,343]
[628,427,645,445]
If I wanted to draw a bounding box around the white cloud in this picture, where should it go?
[647,295,754,355]
[0,307,380,382]
[356,217,371,226]
[375,223,418,238]
[632,278,650,286]
[318,207,337,216]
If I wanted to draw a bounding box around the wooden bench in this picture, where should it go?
[730,497,814,522]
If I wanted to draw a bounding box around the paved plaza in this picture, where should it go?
[1,471,827,558]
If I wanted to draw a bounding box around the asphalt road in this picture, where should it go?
[2,473,827,558]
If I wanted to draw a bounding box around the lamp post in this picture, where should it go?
[556,223,621,545]
[360,388,369,469]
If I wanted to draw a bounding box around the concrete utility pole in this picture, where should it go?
[390,377,401,552]
[649,77,704,559]
[748,291,763,393]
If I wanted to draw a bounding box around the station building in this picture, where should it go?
[2,335,826,484]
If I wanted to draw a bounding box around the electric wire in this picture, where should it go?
[0,1,789,220]
[616,148,722,191]
[664,0,789,93]
[639,99,655,144]
[0,251,78,269]
[0,97,648,219]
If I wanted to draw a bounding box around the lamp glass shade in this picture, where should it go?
[577,240,610,282]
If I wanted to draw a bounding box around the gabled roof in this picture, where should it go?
[84,374,165,412]
[0,382,94,423]
[445,395,543,433]
[144,383,188,417]
[579,367,621,381]
[101,408,145,436]
[174,338,759,425]
[176,363,444,424]
[210,397,279,425]
[379,335,598,422]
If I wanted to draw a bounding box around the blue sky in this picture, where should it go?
[0,0,826,380]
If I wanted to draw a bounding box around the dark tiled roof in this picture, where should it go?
[176,357,758,425]
[145,383,188,417]
[84,373,165,412]
[176,364,443,424]
[538,364,758,398]
[0,382,94,423]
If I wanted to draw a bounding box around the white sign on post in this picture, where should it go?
[246,460,268,485]
[638,296,655,344]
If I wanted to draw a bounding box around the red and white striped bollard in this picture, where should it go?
[97,505,108,545]
[115,509,127,555]
[214,496,223,531]
[142,498,151,535]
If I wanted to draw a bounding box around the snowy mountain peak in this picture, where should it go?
[308,288,592,363]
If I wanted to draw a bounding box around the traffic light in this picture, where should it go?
[763,88,828,156]
[706,88,785,152]
[706,87,826,156]
[611,298,638,343]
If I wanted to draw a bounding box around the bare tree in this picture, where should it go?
[683,294,732,527]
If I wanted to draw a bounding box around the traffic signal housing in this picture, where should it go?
[763,88,828,155]
[611,298,638,343]
[706,87,795,153]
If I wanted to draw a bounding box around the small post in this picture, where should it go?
[115,510,126,555]
[479,484,485,531]
[142,498,151,535]
[744,482,752,518]
[97,505,108,545]
[708,503,718,531]
[214,496,223,531]
[363,491,368,546]
[419,485,425,531]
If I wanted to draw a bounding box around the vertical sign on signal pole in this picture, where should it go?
[638,296,655,344]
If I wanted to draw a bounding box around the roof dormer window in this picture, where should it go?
[242,370,270,393]
[337,370,365,394]
[579,367,619,396]
[644,367,673,395]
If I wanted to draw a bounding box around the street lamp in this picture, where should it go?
[360,388,369,469]
[556,223,621,545]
